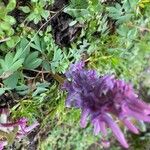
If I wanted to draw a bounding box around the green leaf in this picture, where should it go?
[19,38,29,50]
[25,51,39,62]
[27,58,42,69]
[1,52,24,74]
[0,59,8,71]
[0,88,6,95]
[34,16,41,24]
[0,87,11,95]
[4,15,16,25]
[69,20,77,26]
[7,28,14,36]
[32,82,50,96]
[6,0,16,12]
[16,38,30,59]
[31,0,38,2]
[53,48,63,61]
[13,39,30,62]
[0,8,7,18]
[27,13,36,21]
[32,87,48,97]
[15,84,29,95]
[24,52,42,69]
[3,72,20,88]
[10,59,24,72]
[30,36,42,52]
[5,52,14,69]
[0,22,10,31]
[6,36,20,48]
[42,60,51,71]
[19,6,31,13]
[13,49,24,63]
[41,10,49,20]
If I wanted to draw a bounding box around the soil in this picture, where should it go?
[51,12,82,47]
[0,92,19,107]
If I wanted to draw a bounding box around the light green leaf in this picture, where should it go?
[69,20,77,26]
[41,10,49,20]
[3,72,20,88]
[15,38,30,59]
[4,15,16,25]
[6,36,20,48]
[5,52,14,68]
[42,61,51,71]
[34,16,41,24]
[0,87,11,95]
[19,6,31,13]
[24,52,42,69]
[27,13,36,21]
[0,88,5,95]
[0,22,10,31]
[0,59,8,71]
[6,0,16,12]
[10,59,24,72]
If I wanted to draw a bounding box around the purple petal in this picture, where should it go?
[99,120,107,136]
[80,109,89,128]
[134,100,150,115]
[23,121,39,133]
[18,118,28,133]
[16,133,25,139]
[17,121,39,138]
[101,139,110,148]
[99,75,114,95]
[92,119,100,135]
[0,122,19,127]
[0,118,27,129]
[18,118,39,134]
[103,114,129,148]
[65,61,85,78]
[123,119,139,134]
[0,141,7,150]
[128,100,150,115]
[65,93,81,108]
[125,107,150,122]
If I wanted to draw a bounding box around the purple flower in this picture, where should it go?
[0,109,39,150]
[63,61,150,148]
[0,141,7,150]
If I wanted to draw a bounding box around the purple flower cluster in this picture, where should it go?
[63,61,150,148]
[0,109,39,150]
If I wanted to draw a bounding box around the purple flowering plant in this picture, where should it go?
[0,108,39,150]
[63,61,150,148]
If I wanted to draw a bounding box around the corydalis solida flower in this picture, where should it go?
[0,109,39,150]
[63,61,150,148]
